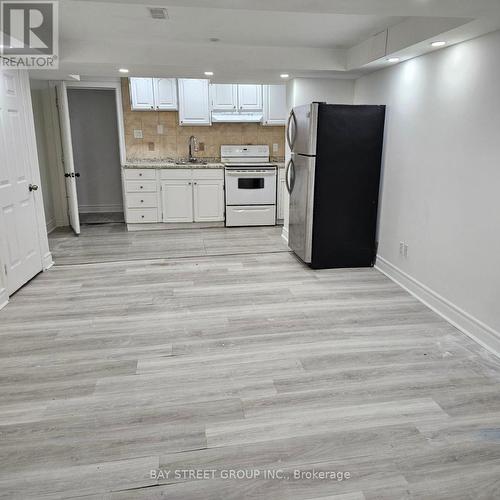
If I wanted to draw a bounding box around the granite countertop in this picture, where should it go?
[123,162,224,169]
[124,159,286,169]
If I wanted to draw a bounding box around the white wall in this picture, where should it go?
[283,78,355,238]
[354,30,500,349]
[289,78,354,107]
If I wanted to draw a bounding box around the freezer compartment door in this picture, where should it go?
[287,103,318,156]
[288,154,316,263]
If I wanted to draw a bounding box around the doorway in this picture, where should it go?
[67,88,124,224]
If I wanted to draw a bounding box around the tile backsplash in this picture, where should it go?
[121,79,285,161]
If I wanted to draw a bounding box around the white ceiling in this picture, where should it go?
[33,0,500,81]
[62,3,405,49]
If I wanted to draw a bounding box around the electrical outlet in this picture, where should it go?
[148,142,155,151]
[273,143,279,154]
[399,242,404,256]
[133,129,143,139]
[157,124,164,135]
[404,243,408,258]
[198,142,205,152]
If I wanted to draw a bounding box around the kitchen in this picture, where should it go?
[121,78,287,230]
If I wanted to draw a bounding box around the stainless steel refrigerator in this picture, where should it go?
[286,103,386,269]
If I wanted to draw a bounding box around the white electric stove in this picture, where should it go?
[222,145,277,227]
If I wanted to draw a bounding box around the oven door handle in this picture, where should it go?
[226,171,276,177]
[233,208,272,212]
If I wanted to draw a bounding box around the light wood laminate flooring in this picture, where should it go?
[49,224,289,265]
[1,226,499,498]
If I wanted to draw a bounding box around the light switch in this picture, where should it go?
[273,143,279,153]
[157,124,164,135]
[133,129,143,139]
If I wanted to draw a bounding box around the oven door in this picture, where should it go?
[225,168,277,205]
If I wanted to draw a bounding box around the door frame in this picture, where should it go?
[52,80,127,231]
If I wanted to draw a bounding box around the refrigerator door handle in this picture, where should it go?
[286,110,297,150]
[285,158,294,194]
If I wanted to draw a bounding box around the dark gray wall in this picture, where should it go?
[67,89,123,213]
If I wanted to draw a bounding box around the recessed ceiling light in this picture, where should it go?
[204,71,214,76]
[431,41,446,47]
[387,58,400,63]
[119,68,129,73]
[280,73,290,79]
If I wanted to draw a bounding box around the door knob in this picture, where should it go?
[29,184,38,192]
[75,172,80,177]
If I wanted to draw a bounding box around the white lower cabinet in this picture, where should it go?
[193,179,225,222]
[161,180,194,222]
[159,168,224,223]
[124,168,225,227]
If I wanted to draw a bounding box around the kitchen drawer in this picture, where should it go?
[125,180,158,193]
[160,169,192,180]
[126,192,158,208]
[226,205,276,227]
[193,168,224,180]
[127,208,158,223]
[123,169,157,180]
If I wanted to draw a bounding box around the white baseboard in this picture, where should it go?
[79,204,123,213]
[127,221,225,232]
[0,295,8,311]
[376,255,500,359]
[281,226,288,244]
[46,217,57,234]
[42,251,54,270]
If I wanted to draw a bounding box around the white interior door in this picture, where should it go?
[0,69,43,294]
[56,82,80,235]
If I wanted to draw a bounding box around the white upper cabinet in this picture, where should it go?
[237,84,263,110]
[263,84,287,126]
[210,84,238,111]
[130,77,177,111]
[130,78,155,110]
[154,78,178,110]
[178,79,211,126]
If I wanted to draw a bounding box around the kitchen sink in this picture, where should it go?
[175,159,208,166]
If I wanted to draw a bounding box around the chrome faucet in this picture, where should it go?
[188,135,198,162]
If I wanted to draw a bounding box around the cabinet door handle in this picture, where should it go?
[193,182,197,185]
[188,182,192,185]
[139,173,143,176]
